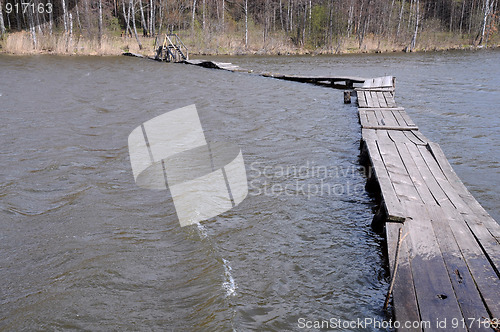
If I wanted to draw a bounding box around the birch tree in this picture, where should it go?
[0,0,6,37]
[98,0,103,47]
[130,0,142,48]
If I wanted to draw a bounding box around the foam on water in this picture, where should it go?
[196,222,237,297]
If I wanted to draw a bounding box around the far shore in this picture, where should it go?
[1,31,498,58]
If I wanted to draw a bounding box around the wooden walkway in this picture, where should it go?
[124,53,500,329]
[358,78,500,331]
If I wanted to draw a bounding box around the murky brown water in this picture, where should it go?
[1,49,499,331]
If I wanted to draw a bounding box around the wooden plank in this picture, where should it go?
[399,110,417,127]
[411,130,429,144]
[442,208,500,320]
[371,91,382,108]
[376,109,399,127]
[382,76,394,88]
[427,142,500,230]
[386,222,422,331]
[364,91,376,108]
[403,202,467,332]
[361,125,419,131]
[365,110,378,128]
[373,77,384,87]
[358,109,370,127]
[362,78,375,88]
[417,144,500,272]
[357,91,368,108]
[384,91,397,108]
[358,107,405,112]
[376,130,422,203]
[425,205,493,331]
[404,131,427,145]
[417,145,473,215]
[392,111,418,130]
[390,136,436,205]
[377,91,389,108]
[362,130,406,221]
[404,143,449,205]
[461,214,500,279]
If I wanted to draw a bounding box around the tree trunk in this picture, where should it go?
[98,0,103,47]
[150,0,155,35]
[192,0,196,31]
[122,0,132,36]
[479,0,490,44]
[245,0,248,48]
[139,0,147,35]
[62,0,68,35]
[66,12,73,52]
[75,3,83,36]
[28,6,37,48]
[279,0,283,31]
[459,0,466,35]
[0,0,6,37]
[387,0,396,36]
[397,0,405,37]
[48,0,53,35]
[410,0,419,51]
[130,0,143,49]
[202,0,206,32]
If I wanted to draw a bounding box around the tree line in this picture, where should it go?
[1,0,498,52]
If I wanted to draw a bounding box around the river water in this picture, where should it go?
[1,50,499,331]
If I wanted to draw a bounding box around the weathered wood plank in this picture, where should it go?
[417,144,500,273]
[417,144,473,214]
[357,91,368,108]
[390,136,436,205]
[442,207,500,320]
[359,109,370,127]
[403,131,427,145]
[376,109,399,127]
[362,129,406,222]
[382,76,394,88]
[403,202,467,332]
[404,143,449,205]
[377,91,389,108]
[426,205,493,330]
[384,91,397,108]
[399,111,417,127]
[361,125,420,131]
[386,222,422,332]
[376,130,422,203]
[364,91,376,108]
[427,142,500,231]
[358,107,405,112]
[365,110,378,127]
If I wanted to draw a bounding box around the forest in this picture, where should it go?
[0,0,499,55]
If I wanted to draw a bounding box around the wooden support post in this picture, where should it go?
[344,90,351,104]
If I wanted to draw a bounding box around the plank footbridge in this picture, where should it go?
[125,54,500,330]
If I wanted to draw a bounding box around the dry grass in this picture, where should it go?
[0,31,156,56]
[1,29,498,57]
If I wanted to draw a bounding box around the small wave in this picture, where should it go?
[222,258,237,297]
[195,223,237,297]
[196,222,208,239]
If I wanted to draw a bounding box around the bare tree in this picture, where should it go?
[245,0,248,48]
[0,0,6,37]
[98,0,103,47]
[130,0,143,48]
[139,0,148,35]
[192,0,197,31]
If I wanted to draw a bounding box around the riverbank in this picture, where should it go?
[1,30,498,57]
